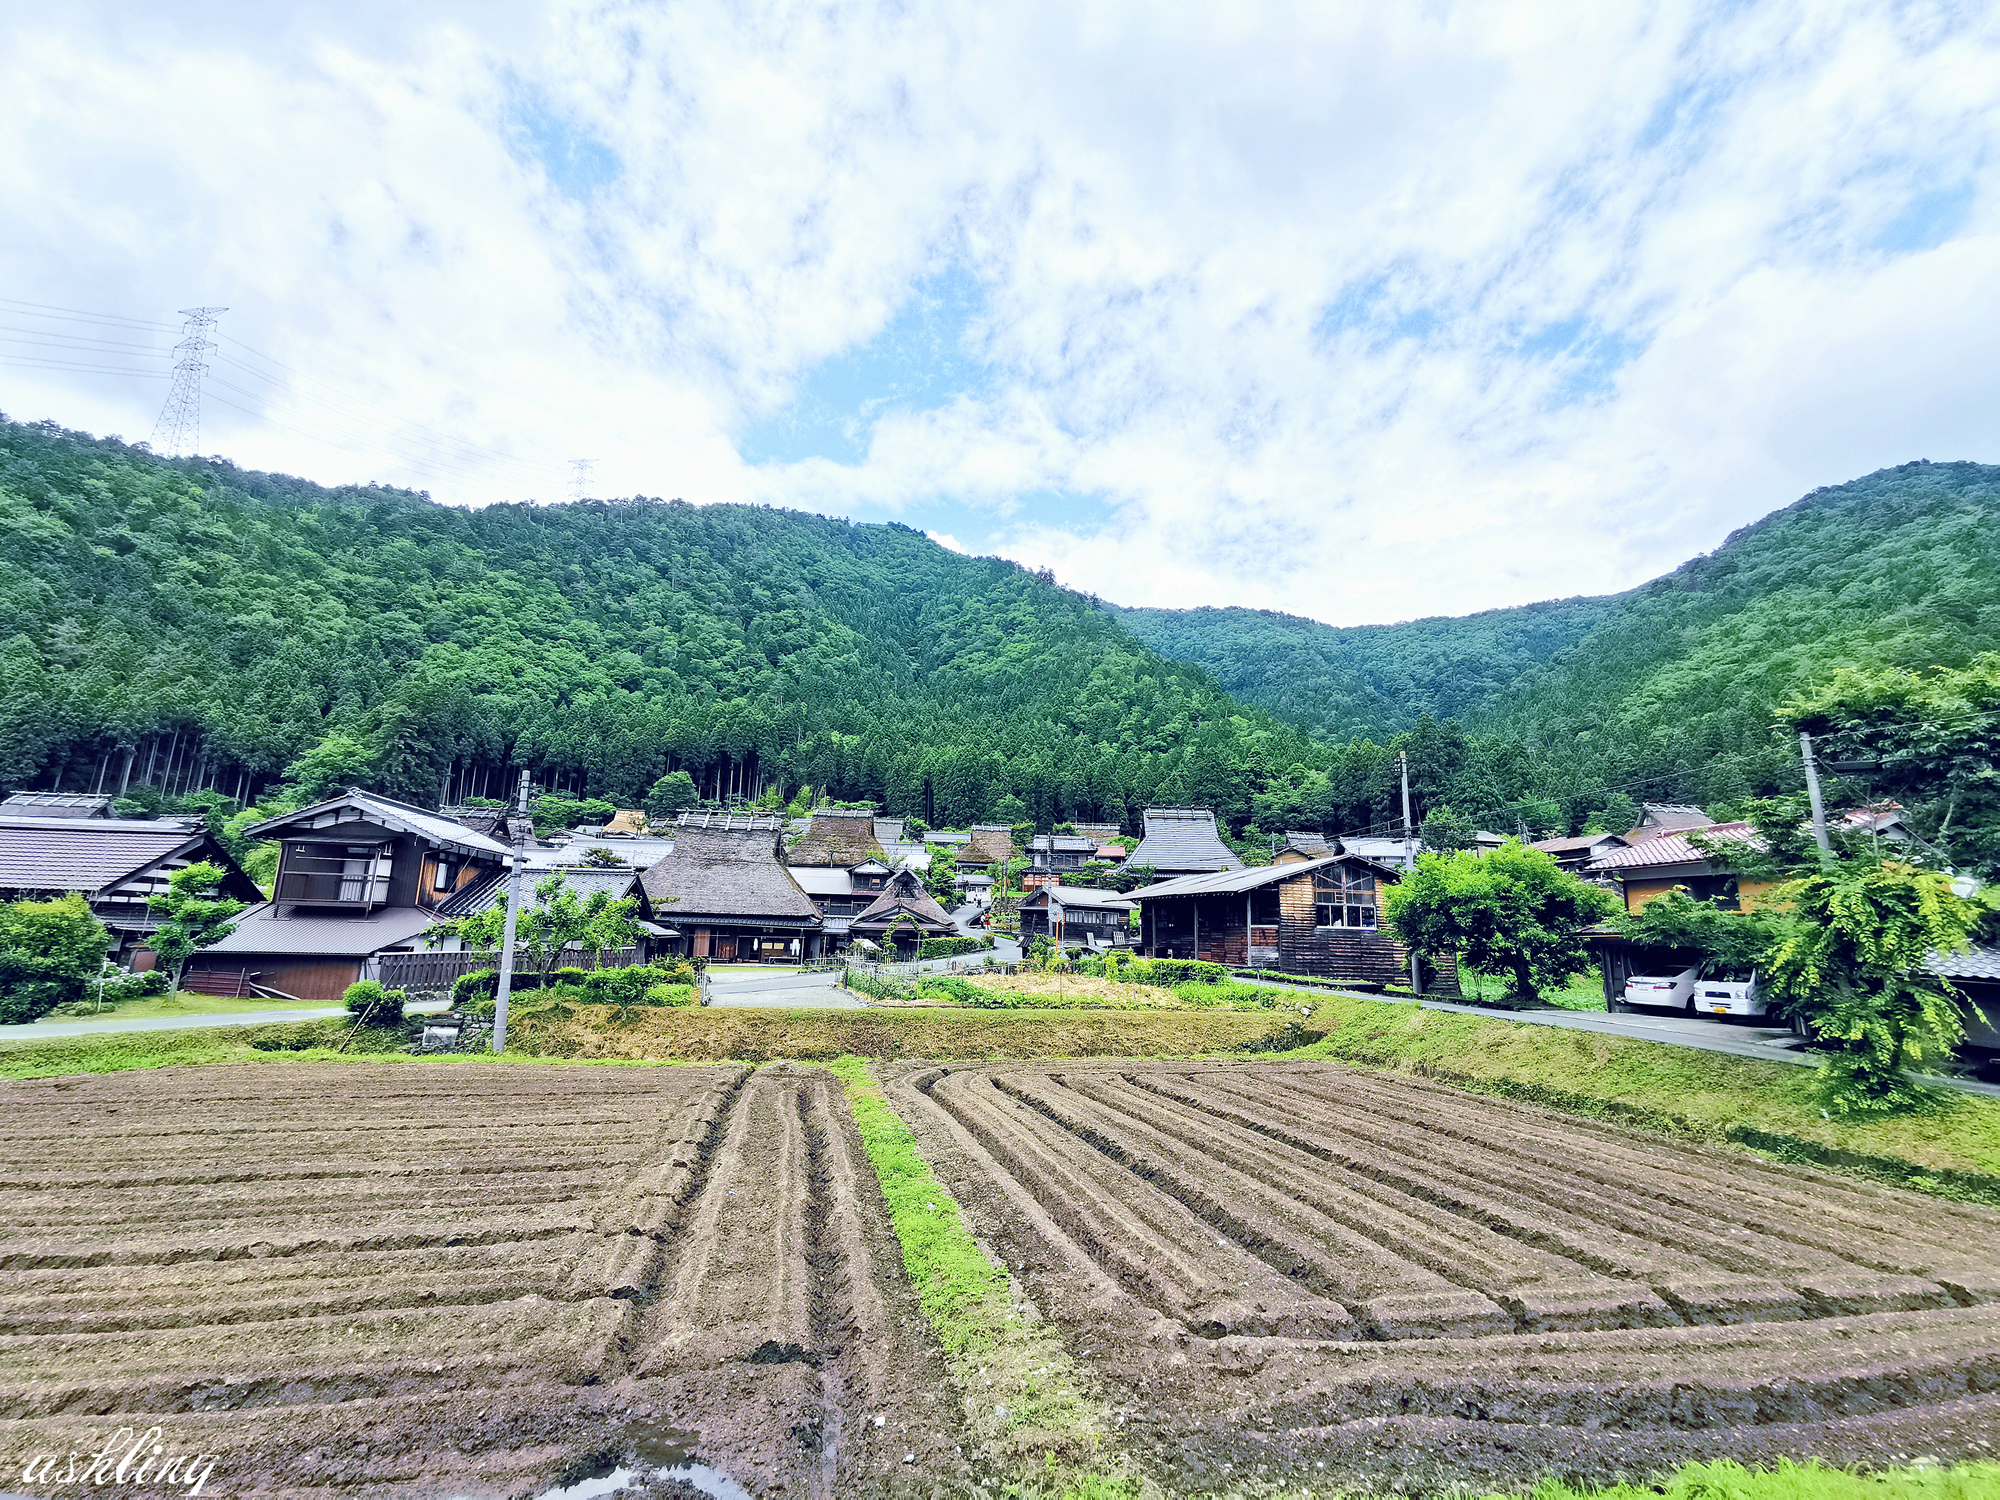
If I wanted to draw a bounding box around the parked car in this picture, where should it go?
[1617,965,1700,1011]
[1693,962,1768,1019]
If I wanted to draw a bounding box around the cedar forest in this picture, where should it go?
[4,416,1999,870]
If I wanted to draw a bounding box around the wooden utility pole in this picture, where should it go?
[1799,731,1834,866]
[492,769,532,1053]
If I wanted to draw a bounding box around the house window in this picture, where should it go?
[1313,866,1378,930]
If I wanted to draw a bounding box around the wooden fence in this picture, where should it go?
[374,947,641,1000]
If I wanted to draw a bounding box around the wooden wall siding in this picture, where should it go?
[183,957,362,1002]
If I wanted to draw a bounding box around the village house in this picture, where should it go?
[0,809,261,966]
[955,825,1016,874]
[1017,883,1136,950]
[1025,833,1099,887]
[783,809,897,949]
[1624,803,1715,842]
[1532,832,1630,876]
[1585,821,1771,913]
[1128,853,1458,993]
[848,868,957,957]
[187,790,512,1001]
[1121,807,1242,882]
[641,817,823,962]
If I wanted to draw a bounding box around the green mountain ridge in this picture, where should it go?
[0,417,1324,830]
[1119,460,2000,809]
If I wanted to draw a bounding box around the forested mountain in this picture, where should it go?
[1123,461,2000,825]
[5,414,1995,852]
[0,417,1338,832]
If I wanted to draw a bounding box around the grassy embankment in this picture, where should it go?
[826,1056,1116,1494]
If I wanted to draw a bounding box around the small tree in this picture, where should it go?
[1761,859,1983,1113]
[645,771,699,822]
[343,979,407,1026]
[439,871,647,977]
[0,894,111,1023]
[147,862,248,983]
[1620,888,1779,973]
[579,846,629,868]
[1419,804,1480,854]
[921,843,959,904]
[1384,841,1619,1004]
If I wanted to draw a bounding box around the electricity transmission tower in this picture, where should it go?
[151,307,228,457]
[569,458,595,500]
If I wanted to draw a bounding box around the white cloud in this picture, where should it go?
[1,0,1995,623]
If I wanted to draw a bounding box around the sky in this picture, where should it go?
[1,0,1996,626]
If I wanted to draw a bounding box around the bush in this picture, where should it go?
[0,894,112,1023]
[916,934,995,961]
[580,961,696,1007]
[453,968,500,1007]
[342,980,407,1025]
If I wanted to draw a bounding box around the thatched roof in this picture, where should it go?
[850,872,957,936]
[790,809,886,867]
[640,827,821,922]
[957,825,1016,866]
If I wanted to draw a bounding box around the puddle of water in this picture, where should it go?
[523,1427,752,1500]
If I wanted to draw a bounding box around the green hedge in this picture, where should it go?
[916,935,996,961]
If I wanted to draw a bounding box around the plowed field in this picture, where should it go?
[0,1064,962,1498]
[891,1061,2000,1494]
[2,1060,1996,1498]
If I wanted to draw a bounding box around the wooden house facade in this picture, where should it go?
[1129,854,1459,994]
[1018,883,1136,949]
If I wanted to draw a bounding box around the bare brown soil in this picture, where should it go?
[0,1064,964,1498]
[889,1059,2000,1494]
[5,1058,1997,1498]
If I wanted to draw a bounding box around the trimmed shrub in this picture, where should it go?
[453,968,500,1007]
[581,962,695,1007]
[342,980,407,1025]
[916,935,995,961]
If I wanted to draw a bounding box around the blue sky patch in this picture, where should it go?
[740,266,991,466]
[1517,317,1644,405]
[507,91,621,199]
[1314,274,1440,349]
[1875,182,1973,254]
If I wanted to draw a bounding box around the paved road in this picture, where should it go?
[1,998,453,1042]
[702,969,868,1010]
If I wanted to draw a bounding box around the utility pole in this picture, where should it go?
[492,769,532,1053]
[152,306,227,457]
[1799,731,1834,866]
[1400,751,1422,996]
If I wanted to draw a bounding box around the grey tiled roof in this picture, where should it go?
[1124,808,1242,874]
[1283,831,1330,853]
[1131,855,1383,900]
[0,816,223,894]
[1032,885,1136,911]
[641,827,821,923]
[1930,945,2000,981]
[203,903,439,957]
[0,792,114,817]
[247,790,510,858]
[435,866,639,918]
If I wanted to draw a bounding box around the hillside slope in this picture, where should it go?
[1121,461,2000,796]
[0,419,1321,828]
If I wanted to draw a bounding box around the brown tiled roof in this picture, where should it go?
[789,810,886,867]
[1588,823,1762,872]
[641,827,821,922]
[1623,804,1714,841]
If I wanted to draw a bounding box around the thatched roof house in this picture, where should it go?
[641,824,824,961]
[789,809,886,867]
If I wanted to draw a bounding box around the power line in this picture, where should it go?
[152,306,227,457]
[0,297,179,330]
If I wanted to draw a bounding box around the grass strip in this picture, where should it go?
[825,1055,1121,1495]
[1505,1458,2000,1500]
[1260,993,2000,1198]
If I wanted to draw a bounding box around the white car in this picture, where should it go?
[1620,965,1700,1011]
[1693,962,1769,1019]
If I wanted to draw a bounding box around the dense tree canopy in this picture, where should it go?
[0,418,1330,830]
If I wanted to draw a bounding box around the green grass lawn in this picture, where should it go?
[38,990,341,1023]
[1460,964,1609,1011]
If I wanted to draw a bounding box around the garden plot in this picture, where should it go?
[0,1064,961,1499]
[891,1059,2000,1494]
